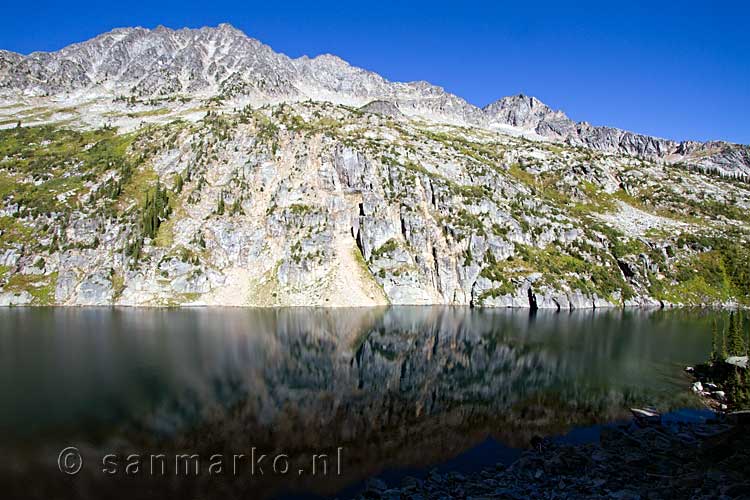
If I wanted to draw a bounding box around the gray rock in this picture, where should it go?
[365,477,388,493]
[0,248,19,267]
[0,290,33,306]
[74,271,114,305]
[725,356,748,369]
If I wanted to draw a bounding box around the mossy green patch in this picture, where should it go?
[3,271,58,304]
[0,216,35,245]
[111,272,125,299]
[652,235,750,305]
[119,165,158,209]
[371,239,399,260]
[125,108,171,119]
[0,124,138,214]
[508,162,536,186]
[485,243,634,302]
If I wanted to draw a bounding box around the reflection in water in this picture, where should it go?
[0,307,713,499]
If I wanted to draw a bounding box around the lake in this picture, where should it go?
[0,306,715,499]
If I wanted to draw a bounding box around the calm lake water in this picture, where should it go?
[0,307,717,499]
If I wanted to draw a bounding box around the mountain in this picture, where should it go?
[484,94,750,178]
[0,25,748,308]
[0,24,481,125]
[1,24,748,179]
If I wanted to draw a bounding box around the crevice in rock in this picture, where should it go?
[354,226,366,260]
[617,259,635,278]
[399,360,408,382]
[432,245,441,293]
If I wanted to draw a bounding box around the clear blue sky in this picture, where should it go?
[2,1,749,144]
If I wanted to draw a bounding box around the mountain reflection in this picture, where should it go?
[0,307,712,499]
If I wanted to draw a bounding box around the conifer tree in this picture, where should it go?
[711,320,721,363]
[230,196,243,216]
[174,173,184,194]
[139,181,170,240]
[728,311,746,357]
[217,191,225,215]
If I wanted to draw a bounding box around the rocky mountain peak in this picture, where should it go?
[0,24,747,179]
[483,94,571,135]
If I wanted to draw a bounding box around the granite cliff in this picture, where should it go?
[0,25,748,307]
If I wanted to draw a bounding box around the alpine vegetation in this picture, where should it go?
[0,24,748,308]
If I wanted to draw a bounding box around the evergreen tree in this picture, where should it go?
[217,191,225,215]
[736,310,747,356]
[139,181,171,240]
[728,311,746,357]
[711,320,721,363]
[230,196,243,216]
[174,173,184,194]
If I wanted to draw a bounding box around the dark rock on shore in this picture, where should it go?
[354,416,750,500]
[689,357,750,412]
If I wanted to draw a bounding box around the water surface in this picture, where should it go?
[0,306,714,499]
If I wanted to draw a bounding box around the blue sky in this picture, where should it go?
[2,1,749,144]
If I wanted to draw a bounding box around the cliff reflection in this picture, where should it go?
[0,306,712,499]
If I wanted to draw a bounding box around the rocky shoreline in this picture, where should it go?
[687,356,749,413]
[354,413,749,500]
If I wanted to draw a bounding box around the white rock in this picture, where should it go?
[725,356,748,369]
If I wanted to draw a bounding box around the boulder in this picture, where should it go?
[725,356,748,369]
[74,271,114,305]
[0,291,33,306]
[727,410,750,426]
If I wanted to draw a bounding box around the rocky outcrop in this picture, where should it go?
[484,94,750,180]
[360,99,405,118]
[0,290,32,306]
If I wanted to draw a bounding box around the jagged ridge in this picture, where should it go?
[0,24,748,179]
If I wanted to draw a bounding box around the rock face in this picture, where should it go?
[0,24,747,179]
[0,25,749,308]
[0,24,479,126]
[484,94,750,180]
[484,94,577,138]
[359,99,405,119]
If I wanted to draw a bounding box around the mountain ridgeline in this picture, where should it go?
[0,24,748,308]
[1,24,748,179]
